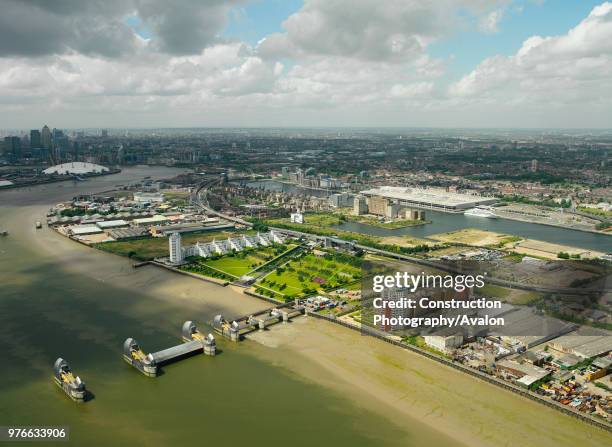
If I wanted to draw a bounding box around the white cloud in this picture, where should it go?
[479,9,505,33]
[0,0,610,127]
[258,0,509,62]
[450,1,612,105]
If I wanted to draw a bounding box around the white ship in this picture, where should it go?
[464,206,498,219]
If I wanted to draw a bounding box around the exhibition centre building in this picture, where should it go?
[360,186,497,212]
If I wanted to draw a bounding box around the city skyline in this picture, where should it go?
[1,0,612,129]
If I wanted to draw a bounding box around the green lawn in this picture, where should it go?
[256,252,362,298]
[577,206,612,219]
[201,245,288,277]
[346,215,427,229]
[265,212,343,228]
[477,284,512,299]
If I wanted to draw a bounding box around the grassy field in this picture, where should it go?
[346,215,427,229]
[256,251,362,298]
[200,244,293,277]
[476,283,541,305]
[577,206,612,219]
[265,213,343,228]
[94,230,238,260]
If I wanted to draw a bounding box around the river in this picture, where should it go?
[246,180,611,252]
[0,167,463,447]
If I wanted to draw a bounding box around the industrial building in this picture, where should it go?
[329,193,354,208]
[548,327,612,359]
[353,195,367,215]
[496,359,551,388]
[360,186,497,212]
[133,192,165,203]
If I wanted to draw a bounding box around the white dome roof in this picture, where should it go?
[43,162,109,175]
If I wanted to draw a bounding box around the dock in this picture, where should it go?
[123,321,216,377]
[213,300,305,341]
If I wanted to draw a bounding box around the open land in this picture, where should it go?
[429,228,519,247]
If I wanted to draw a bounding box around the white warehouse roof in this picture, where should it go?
[360,186,497,210]
[70,224,103,235]
[96,220,129,229]
[43,162,109,175]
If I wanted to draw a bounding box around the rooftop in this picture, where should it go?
[360,186,496,209]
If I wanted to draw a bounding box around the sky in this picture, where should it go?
[0,0,611,129]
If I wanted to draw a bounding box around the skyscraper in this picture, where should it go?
[41,125,52,149]
[3,136,21,159]
[30,129,41,148]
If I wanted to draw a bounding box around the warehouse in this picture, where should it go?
[548,327,612,359]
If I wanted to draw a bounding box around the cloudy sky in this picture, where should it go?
[1,0,611,128]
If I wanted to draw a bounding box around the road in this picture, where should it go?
[191,177,253,227]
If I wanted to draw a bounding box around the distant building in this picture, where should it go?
[30,129,41,148]
[319,176,341,189]
[133,192,164,203]
[41,125,52,150]
[101,129,108,138]
[182,231,285,259]
[353,195,367,215]
[366,195,388,216]
[290,211,304,224]
[169,232,184,264]
[386,202,400,218]
[281,166,289,179]
[132,215,168,226]
[361,186,497,212]
[3,136,21,159]
[424,334,464,353]
[530,159,538,172]
[42,162,109,175]
[329,193,354,208]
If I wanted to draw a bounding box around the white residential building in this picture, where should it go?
[290,212,304,223]
[180,231,286,260]
[169,232,184,264]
